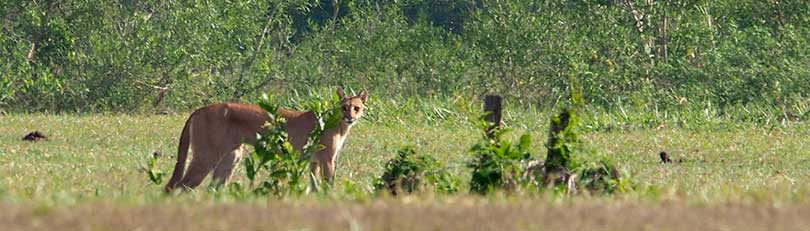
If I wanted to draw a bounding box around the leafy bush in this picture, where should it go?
[243,92,341,196]
[543,84,631,195]
[467,122,534,194]
[374,146,459,195]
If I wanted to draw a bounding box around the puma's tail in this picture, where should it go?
[164,113,194,193]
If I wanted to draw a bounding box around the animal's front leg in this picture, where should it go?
[309,161,321,181]
[313,147,337,186]
[323,159,336,184]
[307,160,322,190]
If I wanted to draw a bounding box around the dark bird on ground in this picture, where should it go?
[659,151,672,163]
[22,131,48,141]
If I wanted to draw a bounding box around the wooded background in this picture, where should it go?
[1,0,808,114]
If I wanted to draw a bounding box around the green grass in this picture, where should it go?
[2,104,810,204]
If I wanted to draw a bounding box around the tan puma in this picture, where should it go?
[164,88,368,192]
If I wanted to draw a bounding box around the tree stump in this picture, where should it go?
[543,109,577,193]
[545,110,573,171]
[483,94,503,139]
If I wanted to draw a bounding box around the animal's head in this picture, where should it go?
[337,88,368,125]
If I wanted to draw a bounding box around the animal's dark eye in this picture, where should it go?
[354,106,360,112]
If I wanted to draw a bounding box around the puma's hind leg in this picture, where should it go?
[212,147,243,187]
[178,150,218,190]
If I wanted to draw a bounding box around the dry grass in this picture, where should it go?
[3,199,810,231]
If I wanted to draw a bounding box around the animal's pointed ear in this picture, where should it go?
[337,87,346,99]
[358,90,368,103]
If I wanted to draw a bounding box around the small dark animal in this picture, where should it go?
[659,151,672,163]
[22,131,48,141]
[152,151,162,159]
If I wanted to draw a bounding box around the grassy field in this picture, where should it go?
[2,108,810,230]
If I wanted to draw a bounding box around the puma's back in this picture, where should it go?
[277,108,317,151]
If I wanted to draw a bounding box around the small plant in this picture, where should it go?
[248,151,311,196]
[374,146,459,195]
[141,152,165,185]
[467,120,535,194]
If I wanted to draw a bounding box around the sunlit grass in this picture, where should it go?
[2,103,810,205]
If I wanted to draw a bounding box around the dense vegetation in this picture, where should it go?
[2,0,809,118]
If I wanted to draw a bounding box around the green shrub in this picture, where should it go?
[467,121,534,194]
[374,146,459,195]
[243,92,341,196]
[544,84,631,195]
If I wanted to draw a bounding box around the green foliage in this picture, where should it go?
[467,119,534,194]
[248,150,313,196]
[544,78,582,172]
[542,79,632,195]
[243,92,341,196]
[141,153,165,185]
[374,146,459,195]
[400,0,480,33]
[544,110,578,172]
[1,0,808,119]
[300,93,343,166]
[545,81,631,195]
[574,159,629,194]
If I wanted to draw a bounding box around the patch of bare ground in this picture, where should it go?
[2,200,810,231]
